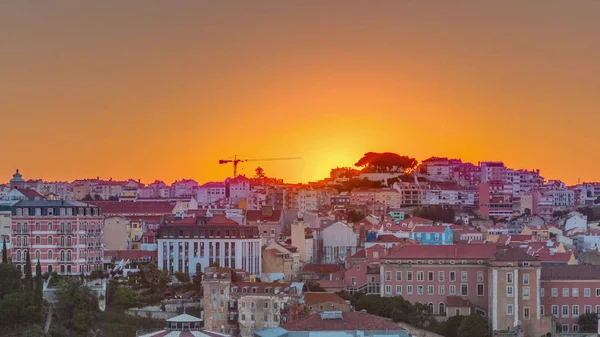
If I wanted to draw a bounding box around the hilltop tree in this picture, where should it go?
[254,167,265,179]
[0,263,22,300]
[2,237,7,263]
[354,152,417,173]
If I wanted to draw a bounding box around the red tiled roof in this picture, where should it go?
[246,209,282,222]
[15,188,45,200]
[536,251,573,263]
[541,265,600,280]
[170,217,198,225]
[303,292,348,306]
[282,311,403,331]
[303,264,343,273]
[91,201,174,215]
[372,234,407,243]
[351,249,366,259]
[387,244,497,260]
[509,234,534,242]
[207,214,239,225]
[491,247,538,262]
[411,225,448,233]
[446,296,470,307]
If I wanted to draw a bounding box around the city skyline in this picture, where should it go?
[2,1,599,184]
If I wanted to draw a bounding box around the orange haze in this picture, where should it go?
[1,1,599,184]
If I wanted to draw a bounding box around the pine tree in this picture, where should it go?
[24,250,33,291]
[35,259,43,307]
[2,236,7,263]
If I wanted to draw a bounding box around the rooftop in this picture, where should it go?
[387,244,497,260]
[303,292,348,307]
[282,311,404,331]
[541,265,600,280]
[91,201,174,215]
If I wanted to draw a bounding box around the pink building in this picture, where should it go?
[11,200,104,275]
[349,188,377,205]
[541,265,600,334]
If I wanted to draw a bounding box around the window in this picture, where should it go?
[407,271,413,281]
[385,285,391,294]
[572,305,579,317]
[507,304,513,316]
[47,250,53,259]
[264,302,269,309]
[417,286,424,295]
[523,273,529,285]
[552,288,558,297]
[351,277,357,285]
[35,236,40,244]
[461,271,467,282]
[35,250,40,260]
[563,288,569,297]
[428,272,434,281]
[573,325,579,333]
[597,305,600,314]
[552,305,558,317]
[396,271,402,281]
[585,305,592,314]
[506,272,513,284]
[396,285,402,295]
[461,284,468,296]
[523,287,530,300]
[417,271,424,282]
[523,307,530,320]
[541,288,544,297]
[540,305,544,316]
[455,309,460,316]
[449,285,456,295]
[450,271,456,282]
[584,288,591,297]
[35,222,41,230]
[572,288,579,297]
[477,271,484,282]
[506,286,513,297]
[428,285,434,295]
[438,271,444,282]
[385,271,391,281]
[439,285,445,295]
[439,303,446,315]
[562,305,569,317]
[596,288,600,297]
[561,325,569,332]
[407,285,413,295]
[477,284,484,296]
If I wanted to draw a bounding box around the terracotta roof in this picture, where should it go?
[387,244,497,260]
[541,265,600,280]
[351,249,366,259]
[91,201,174,215]
[402,216,434,224]
[15,188,45,200]
[536,251,573,263]
[170,217,198,225]
[246,209,282,222]
[282,311,403,331]
[411,225,448,233]
[446,296,470,307]
[372,234,407,243]
[207,214,238,225]
[303,265,343,273]
[491,247,538,262]
[303,292,348,306]
[509,234,534,242]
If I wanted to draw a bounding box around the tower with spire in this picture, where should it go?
[9,169,25,189]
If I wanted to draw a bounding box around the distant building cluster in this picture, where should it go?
[2,159,600,337]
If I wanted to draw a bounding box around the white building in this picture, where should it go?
[321,222,358,264]
[574,231,600,251]
[157,215,262,276]
[227,177,251,204]
[172,179,198,198]
[562,211,587,232]
[196,182,227,206]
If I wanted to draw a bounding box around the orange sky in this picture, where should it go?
[1,1,599,185]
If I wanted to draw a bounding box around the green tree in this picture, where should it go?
[24,251,33,292]
[54,278,99,336]
[35,259,44,307]
[354,152,418,173]
[578,312,598,332]
[114,286,136,308]
[439,315,465,337]
[254,167,265,179]
[2,236,7,263]
[22,324,49,337]
[457,314,488,337]
[0,263,22,300]
[140,262,169,291]
[347,209,365,223]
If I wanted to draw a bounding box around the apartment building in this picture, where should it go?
[203,267,303,336]
[380,245,554,337]
[157,215,262,276]
[11,200,104,275]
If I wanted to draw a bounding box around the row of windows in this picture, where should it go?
[384,283,485,297]
[505,286,531,299]
[16,207,101,217]
[14,249,74,261]
[505,305,531,320]
[385,270,485,283]
[547,287,600,297]
[550,305,600,318]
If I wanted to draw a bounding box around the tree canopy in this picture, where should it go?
[54,278,99,336]
[578,312,598,332]
[413,206,455,223]
[457,314,489,337]
[0,263,22,300]
[2,237,7,263]
[354,152,418,173]
[254,167,265,179]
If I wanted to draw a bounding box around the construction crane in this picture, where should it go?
[219,155,301,177]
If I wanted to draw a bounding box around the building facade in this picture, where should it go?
[11,200,104,275]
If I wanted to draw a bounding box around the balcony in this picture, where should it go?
[14,228,30,234]
[57,243,73,248]
[58,258,73,262]
[14,243,30,248]
[57,229,74,235]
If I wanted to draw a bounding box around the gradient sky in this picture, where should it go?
[1,1,599,184]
